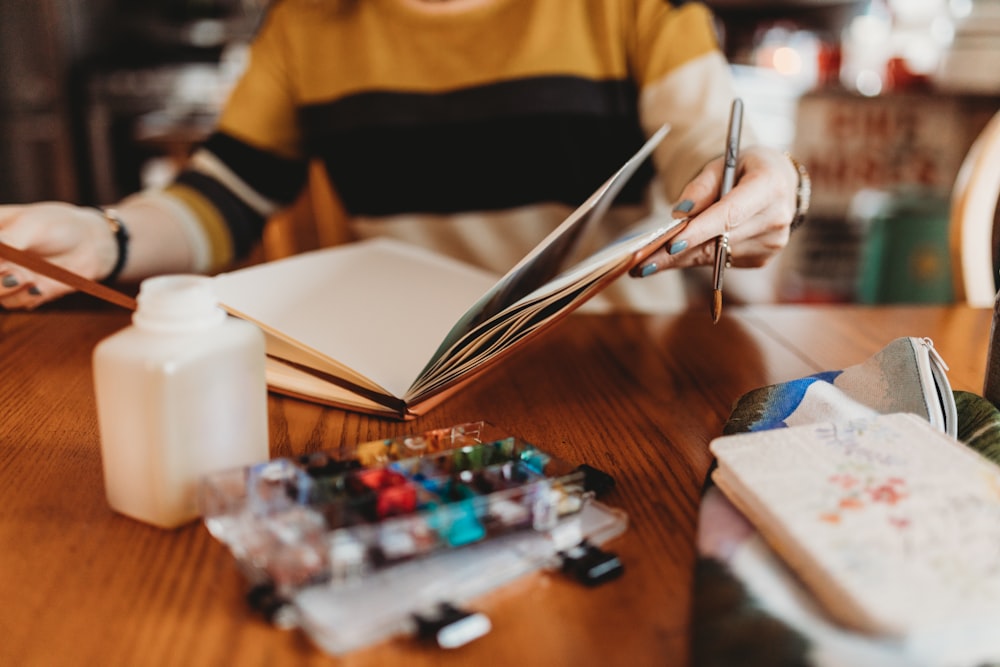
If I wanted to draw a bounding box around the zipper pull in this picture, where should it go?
[920,337,950,372]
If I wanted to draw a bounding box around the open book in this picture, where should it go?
[212,125,684,418]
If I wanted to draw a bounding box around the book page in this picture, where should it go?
[213,238,498,400]
[262,357,403,416]
[407,219,680,401]
[710,413,1000,637]
[427,124,672,363]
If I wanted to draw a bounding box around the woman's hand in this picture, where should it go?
[0,203,118,309]
[632,145,800,277]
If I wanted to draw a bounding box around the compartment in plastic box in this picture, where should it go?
[199,422,627,655]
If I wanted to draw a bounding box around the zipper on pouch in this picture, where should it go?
[917,337,957,438]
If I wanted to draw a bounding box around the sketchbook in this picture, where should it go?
[709,412,1000,640]
[211,124,685,418]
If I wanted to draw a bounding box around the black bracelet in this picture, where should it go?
[99,208,130,284]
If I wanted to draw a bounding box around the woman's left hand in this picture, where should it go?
[632,145,800,277]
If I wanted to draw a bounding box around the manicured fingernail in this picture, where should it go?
[28,285,41,296]
[673,199,694,214]
[639,263,657,278]
[669,240,688,255]
[2,275,18,288]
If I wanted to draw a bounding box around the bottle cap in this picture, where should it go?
[133,275,227,332]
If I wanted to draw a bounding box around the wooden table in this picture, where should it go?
[0,303,991,667]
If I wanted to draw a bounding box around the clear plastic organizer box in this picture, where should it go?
[199,422,628,655]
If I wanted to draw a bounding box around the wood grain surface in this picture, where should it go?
[0,304,990,667]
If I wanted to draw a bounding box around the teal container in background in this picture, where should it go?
[854,187,954,304]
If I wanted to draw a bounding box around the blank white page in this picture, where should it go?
[212,238,497,398]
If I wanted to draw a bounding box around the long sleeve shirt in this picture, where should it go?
[127,0,742,311]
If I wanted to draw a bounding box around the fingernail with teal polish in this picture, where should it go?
[639,263,658,278]
[28,285,41,296]
[673,199,694,214]
[669,240,688,255]
[2,275,18,288]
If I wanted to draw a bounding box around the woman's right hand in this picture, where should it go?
[0,202,118,310]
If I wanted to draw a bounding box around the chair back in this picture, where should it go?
[949,108,1000,307]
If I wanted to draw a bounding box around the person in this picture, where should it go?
[0,0,806,312]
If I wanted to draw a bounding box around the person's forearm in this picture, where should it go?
[113,195,201,281]
[642,52,750,202]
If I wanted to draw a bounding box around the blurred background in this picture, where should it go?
[0,0,263,206]
[1,0,998,303]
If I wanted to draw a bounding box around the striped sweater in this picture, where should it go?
[131,0,742,311]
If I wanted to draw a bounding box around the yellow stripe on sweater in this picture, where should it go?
[163,184,236,271]
[219,0,720,157]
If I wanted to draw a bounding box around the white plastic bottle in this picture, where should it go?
[93,275,270,528]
